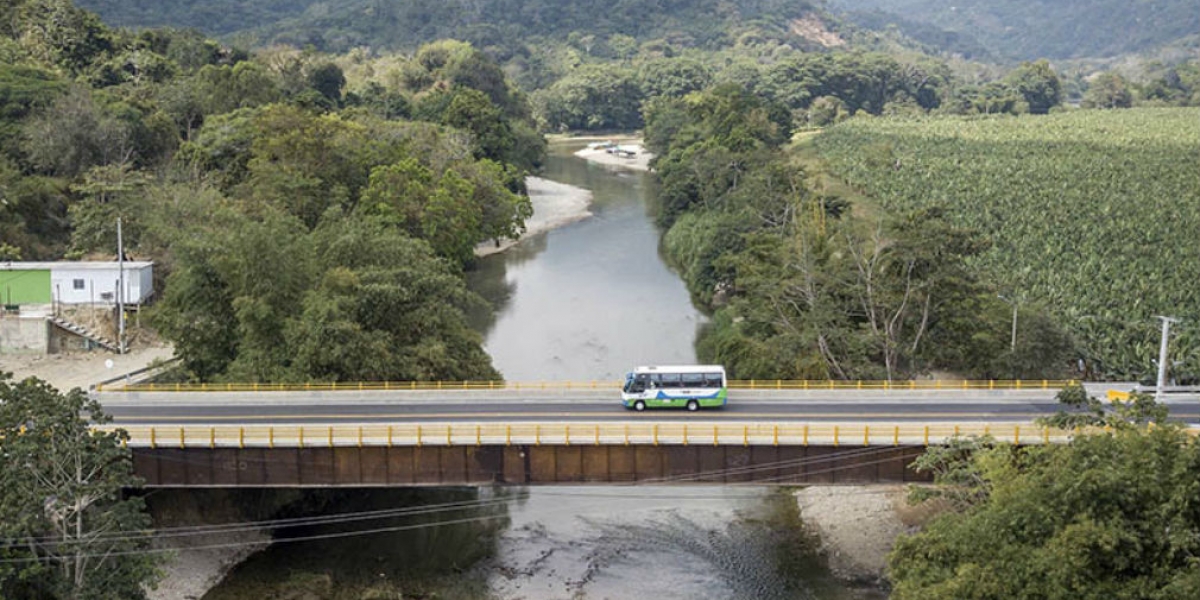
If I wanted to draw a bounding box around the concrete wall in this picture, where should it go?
[132,444,932,487]
[0,315,48,354]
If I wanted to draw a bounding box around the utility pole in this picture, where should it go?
[1155,316,1179,400]
[998,295,1018,352]
[117,217,125,354]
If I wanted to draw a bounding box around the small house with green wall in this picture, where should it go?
[1,261,154,308]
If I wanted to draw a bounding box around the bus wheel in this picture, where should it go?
[634,401,646,411]
[687,400,699,412]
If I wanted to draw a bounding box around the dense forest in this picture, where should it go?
[833,0,1200,60]
[0,0,547,383]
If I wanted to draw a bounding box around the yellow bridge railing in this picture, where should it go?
[96,379,1079,393]
[99,421,1171,449]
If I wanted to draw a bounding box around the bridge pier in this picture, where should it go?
[133,445,931,487]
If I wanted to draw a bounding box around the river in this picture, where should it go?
[199,141,879,599]
[466,141,703,381]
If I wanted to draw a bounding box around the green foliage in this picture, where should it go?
[0,374,161,600]
[1082,72,1133,110]
[1140,60,1200,107]
[890,398,1200,599]
[814,108,1200,379]
[836,0,1200,60]
[531,64,644,131]
[1003,59,1062,114]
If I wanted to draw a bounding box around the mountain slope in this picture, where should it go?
[832,0,1200,60]
[77,0,824,53]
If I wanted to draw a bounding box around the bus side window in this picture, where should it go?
[649,374,662,388]
[682,373,703,388]
[661,373,683,388]
[704,373,723,388]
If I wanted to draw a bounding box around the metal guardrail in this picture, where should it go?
[95,379,1079,393]
[101,421,1163,449]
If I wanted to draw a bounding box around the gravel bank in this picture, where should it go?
[795,485,911,584]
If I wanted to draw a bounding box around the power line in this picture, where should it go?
[0,445,911,550]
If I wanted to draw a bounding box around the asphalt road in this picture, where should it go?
[94,387,1200,425]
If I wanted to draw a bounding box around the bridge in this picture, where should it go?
[91,380,1200,488]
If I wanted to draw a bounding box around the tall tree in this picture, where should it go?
[0,374,161,600]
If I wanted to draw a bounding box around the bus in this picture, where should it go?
[621,365,727,411]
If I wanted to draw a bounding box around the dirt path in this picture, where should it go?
[1,344,175,391]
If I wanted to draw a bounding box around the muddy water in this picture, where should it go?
[466,142,704,381]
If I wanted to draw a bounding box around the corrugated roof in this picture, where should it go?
[1,261,153,271]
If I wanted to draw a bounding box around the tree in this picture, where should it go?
[889,390,1200,599]
[1082,72,1133,109]
[1005,59,1062,114]
[0,374,161,600]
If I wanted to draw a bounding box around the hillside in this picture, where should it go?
[77,0,825,54]
[74,0,321,35]
[832,0,1200,60]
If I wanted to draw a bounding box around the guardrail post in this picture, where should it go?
[210,428,215,449]
[989,380,994,390]
[624,424,629,446]
[328,426,333,447]
[683,424,688,446]
[773,425,778,447]
[923,425,929,446]
[269,427,274,449]
[239,427,245,449]
[803,424,809,447]
[180,427,185,449]
[954,425,960,437]
[863,425,869,446]
[299,427,304,449]
[417,425,422,447]
[1042,379,1048,389]
[565,424,571,446]
[1014,425,1020,446]
[714,425,719,446]
[1043,427,1049,444]
[387,426,393,448]
[535,425,541,446]
[750,379,756,389]
[446,425,451,446]
[833,425,839,447]
[506,425,511,446]
[150,428,156,449]
[653,425,659,446]
[1016,380,1022,390]
[743,425,748,447]
[476,425,481,446]
[595,425,600,446]
[893,425,899,446]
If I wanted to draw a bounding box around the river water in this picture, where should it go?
[466,142,704,381]
[200,142,876,599]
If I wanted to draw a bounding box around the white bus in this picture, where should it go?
[621,365,728,411]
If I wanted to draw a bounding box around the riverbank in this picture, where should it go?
[796,485,935,587]
[475,175,593,257]
[573,139,654,171]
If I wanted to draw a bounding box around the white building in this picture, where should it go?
[2,261,154,306]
